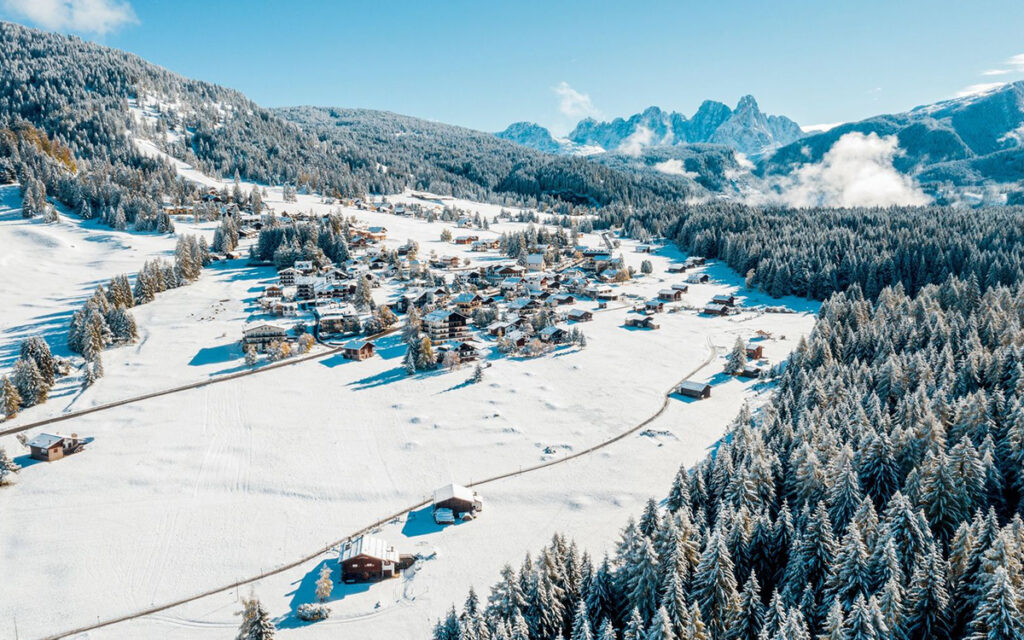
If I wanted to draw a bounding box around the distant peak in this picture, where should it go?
[736,94,759,111]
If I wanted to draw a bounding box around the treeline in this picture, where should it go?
[644,202,1024,301]
[439,275,1024,640]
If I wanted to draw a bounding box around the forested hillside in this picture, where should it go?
[437,203,1024,640]
[274,106,699,208]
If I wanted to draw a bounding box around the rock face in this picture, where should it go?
[498,95,804,157]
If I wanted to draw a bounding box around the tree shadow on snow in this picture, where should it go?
[277,557,371,629]
[188,342,241,367]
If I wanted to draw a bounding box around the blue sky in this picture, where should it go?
[3,0,1024,134]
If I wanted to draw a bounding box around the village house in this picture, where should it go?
[504,329,528,348]
[453,234,479,245]
[436,340,481,363]
[658,289,683,302]
[626,316,660,330]
[339,536,411,583]
[316,304,359,335]
[487,318,521,338]
[644,300,665,313]
[27,433,85,462]
[262,284,283,298]
[270,300,298,317]
[738,364,764,379]
[746,343,764,360]
[423,309,470,342]
[342,339,375,361]
[538,326,567,344]
[567,308,593,322]
[636,244,653,253]
[686,273,711,284]
[432,483,484,519]
[550,293,576,306]
[677,381,712,399]
[525,253,546,272]
[294,260,316,275]
[585,284,618,301]
[671,283,690,293]
[242,323,289,352]
[452,292,484,314]
[712,294,736,306]
[702,303,730,316]
[507,297,541,315]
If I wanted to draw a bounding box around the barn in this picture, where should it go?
[433,483,484,516]
[677,381,712,399]
[27,433,85,462]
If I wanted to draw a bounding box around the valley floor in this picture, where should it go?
[0,176,818,639]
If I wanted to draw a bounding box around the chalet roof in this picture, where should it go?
[712,294,735,302]
[678,381,711,393]
[567,308,591,318]
[343,339,374,351]
[452,292,482,304]
[340,535,398,563]
[243,323,287,335]
[27,433,64,449]
[526,254,545,265]
[671,283,689,290]
[433,483,477,505]
[538,326,565,337]
[645,299,664,306]
[423,309,466,323]
[658,289,677,296]
[703,303,729,313]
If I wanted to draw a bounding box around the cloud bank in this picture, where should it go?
[553,81,601,120]
[762,132,930,208]
[618,125,653,156]
[652,158,698,179]
[2,0,137,35]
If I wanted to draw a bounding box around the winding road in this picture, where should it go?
[35,337,721,640]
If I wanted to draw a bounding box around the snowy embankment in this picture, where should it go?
[0,150,818,639]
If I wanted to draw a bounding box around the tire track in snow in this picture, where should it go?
[39,337,720,640]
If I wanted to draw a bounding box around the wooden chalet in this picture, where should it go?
[658,289,683,302]
[342,339,375,361]
[738,365,764,379]
[746,344,764,360]
[671,283,690,293]
[452,292,484,314]
[644,300,665,313]
[677,381,712,399]
[711,294,736,307]
[626,316,660,330]
[27,433,85,462]
[278,267,299,287]
[567,309,593,322]
[339,536,411,583]
[702,303,730,316]
[686,273,711,284]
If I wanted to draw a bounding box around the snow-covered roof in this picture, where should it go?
[538,326,564,337]
[678,381,711,393]
[423,309,461,323]
[433,483,476,505]
[343,339,374,350]
[658,289,676,296]
[567,308,591,317]
[27,433,64,449]
[340,535,398,563]
[453,292,481,304]
[526,254,545,265]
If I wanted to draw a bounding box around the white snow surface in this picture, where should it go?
[0,156,818,639]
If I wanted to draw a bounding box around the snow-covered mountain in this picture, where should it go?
[496,95,805,158]
[763,81,1024,190]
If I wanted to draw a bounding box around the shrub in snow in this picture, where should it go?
[296,603,330,622]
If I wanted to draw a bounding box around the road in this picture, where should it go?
[39,337,720,640]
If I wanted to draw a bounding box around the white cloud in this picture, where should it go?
[618,125,653,156]
[1007,53,1024,70]
[982,69,1010,76]
[801,122,844,134]
[955,82,1007,98]
[553,81,602,120]
[653,158,698,179]
[760,132,930,208]
[2,0,137,34]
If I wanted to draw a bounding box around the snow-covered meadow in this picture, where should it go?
[0,166,818,639]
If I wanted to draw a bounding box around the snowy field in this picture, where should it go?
[0,162,818,639]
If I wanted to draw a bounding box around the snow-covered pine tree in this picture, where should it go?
[1,375,22,418]
[315,564,333,603]
[236,595,275,640]
[0,446,21,485]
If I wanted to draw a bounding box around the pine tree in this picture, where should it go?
[0,446,21,485]
[904,545,950,640]
[1,375,22,418]
[726,337,747,374]
[691,531,739,639]
[571,600,594,640]
[12,357,47,407]
[623,607,646,640]
[645,606,674,640]
[315,564,333,603]
[726,572,763,640]
[236,595,275,640]
[967,565,1024,640]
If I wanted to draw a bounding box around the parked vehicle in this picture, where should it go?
[433,508,456,525]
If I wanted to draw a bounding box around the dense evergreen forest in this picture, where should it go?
[436,204,1024,640]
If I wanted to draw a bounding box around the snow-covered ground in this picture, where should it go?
[0,163,818,639]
